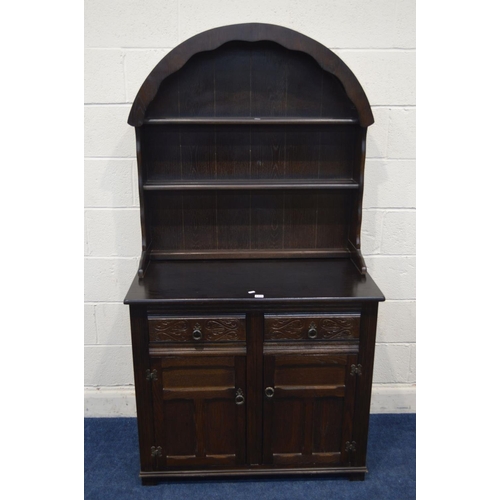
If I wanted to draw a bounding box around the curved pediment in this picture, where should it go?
[128,23,374,127]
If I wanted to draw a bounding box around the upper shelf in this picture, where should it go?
[143,179,360,191]
[143,117,359,126]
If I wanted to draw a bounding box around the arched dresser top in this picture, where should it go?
[128,23,374,127]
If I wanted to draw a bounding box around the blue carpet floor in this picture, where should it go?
[85,414,415,499]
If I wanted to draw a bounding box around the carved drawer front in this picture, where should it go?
[264,314,360,341]
[148,315,246,343]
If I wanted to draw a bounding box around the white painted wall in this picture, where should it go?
[84,0,416,415]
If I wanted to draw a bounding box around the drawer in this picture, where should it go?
[148,315,246,343]
[264,313,360,341]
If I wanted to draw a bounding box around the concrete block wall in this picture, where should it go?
[84,0,416,416]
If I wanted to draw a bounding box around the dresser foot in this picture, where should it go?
[349,472,365,481]
[141,477,158,486]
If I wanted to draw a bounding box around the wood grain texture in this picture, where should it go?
[142,126,181,181]
[147,192,184,251]
[179,128,216,180]
[142,125,357,184]
[215,127,251,179]
[146,190,352,256]
[216,192,251,250]
[283,191,316,249]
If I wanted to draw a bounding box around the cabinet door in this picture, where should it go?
[262,353,357,467]
[150,354,246,468]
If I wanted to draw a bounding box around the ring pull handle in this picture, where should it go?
[235,388,245,405]
[192,324,202,341]
[307,323,318,339]
[265,387,275,398]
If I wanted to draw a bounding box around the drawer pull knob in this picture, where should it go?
[308,324,318,339]
[192,325,202,340]
[235,388,245,405]
[265,387,275,398]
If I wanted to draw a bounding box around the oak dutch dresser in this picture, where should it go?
[124,23,385,485]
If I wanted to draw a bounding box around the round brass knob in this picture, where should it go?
[192,328,202,340]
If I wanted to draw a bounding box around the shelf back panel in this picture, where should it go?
[144,41,358,121]
[142,124,357,182]
[146,190,352,255]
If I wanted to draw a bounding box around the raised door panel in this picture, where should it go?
[150,355,246,469]
[262,353,357,467]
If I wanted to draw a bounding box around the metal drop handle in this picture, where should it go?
[235,388,245,405]
[307,323,318,339]
[192,327,202,340]
[265,387,275,398]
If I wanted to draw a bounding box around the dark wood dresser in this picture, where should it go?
[124,23,384,484]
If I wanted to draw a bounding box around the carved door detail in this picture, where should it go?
[150,355,246,469]
[262,353,358,466]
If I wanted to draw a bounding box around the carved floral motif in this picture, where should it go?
[204,319,241,340]
[320,318,358,339]
[149,318,244,342]
[150,320,189,341]
[266,316,359,340]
